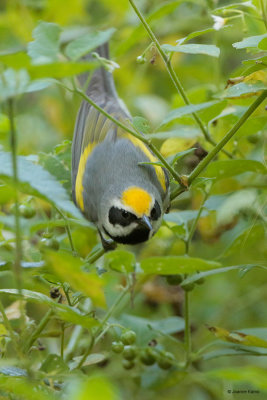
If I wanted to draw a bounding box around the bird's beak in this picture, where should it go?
[138,215,153,231]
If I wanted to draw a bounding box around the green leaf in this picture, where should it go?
[0,151,81,218]
[181,265,258,285]
[207,325,267,349]
[65,28,116,61]
[0,375,56,400]
[148,126,200,139]
[258,37,267,51]
[69,353,107,370]
[28,61,98,79]
[104,250,135,273]
[164,210,208,225]
[38,152,71,192]
[140,256,221,275]
[177,28,215,45]
[162,44,220,58]
[132,116,151,133]
[233,33,267,49]
[203,160,266,180]
[28,21,62,64]
[40,354,68,375]
[207,366,267,391]
[0,289,99,329]
[160,101,219,126]
[223,82,267,97]
[46,251,106,308]
[67,375,118,400]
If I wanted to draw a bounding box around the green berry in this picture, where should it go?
[181,282,195,292]
[121,330,136,345]
[166,274,183,285]
[19,204,36,219]
[157,352,175,370]
[122,345,137,361]
[122,359,135,370]
[195,276,205,285]
[140,348,156,366]
[136,55,146,64]
[111,341,124,354]
[39,237,60,251]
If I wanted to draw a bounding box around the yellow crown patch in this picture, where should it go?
[121,187,152,217]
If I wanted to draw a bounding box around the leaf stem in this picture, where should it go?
[128,0,232,158]
[7,98,22,292]
[56,207,76,255]
[0,299,21,356]
[187,90,267,185]
[25,308,54,352]
[184,291,191,366]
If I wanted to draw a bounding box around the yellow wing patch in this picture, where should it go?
[122,186,152,217]
[125,134,166,192]
[75,143,95,211]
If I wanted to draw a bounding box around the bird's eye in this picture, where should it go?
[150,201,161,221]
[122,210,130,219]
[151,207,157,219]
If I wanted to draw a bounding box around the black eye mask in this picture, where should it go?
[150,200,161,221]
[109,207,137,227]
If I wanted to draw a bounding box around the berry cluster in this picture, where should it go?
[112,330,175,370]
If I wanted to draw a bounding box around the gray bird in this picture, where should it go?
[72,43,170,249]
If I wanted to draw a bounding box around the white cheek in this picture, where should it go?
[103,219,138,237]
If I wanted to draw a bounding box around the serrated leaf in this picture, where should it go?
[203,160,266,180]
[46,251,106,308]
[65,28,116,61]
[28,21,62,64]
[0,289,98,329]
[160,101,219,126]
[208,325,267,349]
[0,151,81,218]
[132,116,151,133]
[140,256,221,275]
[233,33,267,49]
[162,44,220,57]
[104,250,135,273]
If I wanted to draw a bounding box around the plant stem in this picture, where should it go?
[128,0,232,159]
[74,87,185,187]
[56,207,76,255]
[260,0,267,30]
[25,308,54,352]
[7,98,22,292]
[188,90,267,185]
[76,285,129,369]
[61,323,65,359]
[184,291,191,366]
[171,90,267,200]
[0,299,21,356]
[85,247,106,264]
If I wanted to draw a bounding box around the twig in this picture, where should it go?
[128,0,233,159]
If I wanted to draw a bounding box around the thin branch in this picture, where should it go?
[128,0,233,158]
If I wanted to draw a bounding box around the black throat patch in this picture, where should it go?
[103,226,150,245]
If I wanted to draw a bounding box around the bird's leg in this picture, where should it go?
[98,229,117,252]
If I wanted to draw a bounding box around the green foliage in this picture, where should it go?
[0,0,266,399]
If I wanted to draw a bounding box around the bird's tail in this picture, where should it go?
[78,43,119,104]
